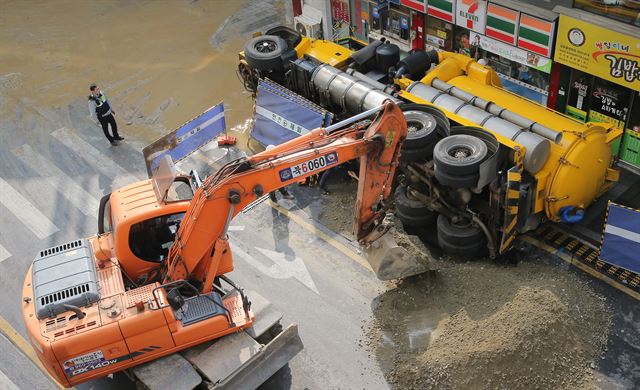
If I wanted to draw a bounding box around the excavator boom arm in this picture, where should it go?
[162,102,412,287]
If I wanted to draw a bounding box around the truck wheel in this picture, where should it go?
[394,185,428,215]
[438,239,487,257]
[403,110,438,149]
[394,186,436,226]
[437,215,486,256]
[433,135,487,176]
[434,169,479,189]
[400,142,436,162]
[245,35,288,70]
[396,207,437,227]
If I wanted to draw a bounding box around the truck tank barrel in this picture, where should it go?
[345,68,395,94]
[311,64,400,114]
[406,81,550,173]
[430,78,562,144]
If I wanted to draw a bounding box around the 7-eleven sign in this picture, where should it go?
[456,0,487,34]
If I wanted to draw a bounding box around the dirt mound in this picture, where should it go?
[371,259,611,390]
[422,287,601,389]
[312,174,612,390]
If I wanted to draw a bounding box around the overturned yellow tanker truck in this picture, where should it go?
[239,27,622,258]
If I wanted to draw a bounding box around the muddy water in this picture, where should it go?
[0,0,262,149]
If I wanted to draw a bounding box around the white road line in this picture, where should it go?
[0,367,19,390]
[0,178,58,239]
[51,127,142,187]
[0,244,10,263]
[13,144,99,216]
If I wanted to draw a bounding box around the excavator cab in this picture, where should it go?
[94,157,201,282]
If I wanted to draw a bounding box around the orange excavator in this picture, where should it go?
[22,101,427,389]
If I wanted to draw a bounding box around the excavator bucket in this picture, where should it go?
[362,228,430,280]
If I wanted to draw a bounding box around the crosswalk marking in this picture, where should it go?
[13,144,100,216]
[0,367,19,390]
[0,178,58,239]
[51,127,142,188]
[0,244,10,263]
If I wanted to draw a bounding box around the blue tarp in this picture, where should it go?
[143,102,226,176]
[251,79,331,147]
[599,202,640,274]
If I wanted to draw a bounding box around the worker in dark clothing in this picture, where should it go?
[265,144,295,203]
[269,187,294,203]
[319,161,359,194]
[88,83,123,146]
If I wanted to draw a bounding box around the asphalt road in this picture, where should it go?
[0,108,392,389]
[0,1,638,389]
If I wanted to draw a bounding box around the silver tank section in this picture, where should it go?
[431,79,562,144]
[311,64,399,114]
[406,81,550,173]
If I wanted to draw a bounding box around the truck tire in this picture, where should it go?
[438,239,487,257]
[437,215,486,257]
[396,207,437,227]
[433,135,487,176]
[400,142,436,162]
[434,169,479,189]
[394,186,436,226]
[394,185,427,214]
[403,110,438,149]
[245,35,288,70]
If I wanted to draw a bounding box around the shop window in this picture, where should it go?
[588,78,631,128]
[620,92,640,168]
[574,0,640,26]
[383,6,410,44]
[565,70,594,122]
[453,28,480,58]
[425,16,453,51]
[369,2,387,33]
[129,212,186,263]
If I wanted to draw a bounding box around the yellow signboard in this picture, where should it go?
[555,15,640,92]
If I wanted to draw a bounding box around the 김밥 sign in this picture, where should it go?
[555,14,640,91]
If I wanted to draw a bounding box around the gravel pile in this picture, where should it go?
[314,181,612,390]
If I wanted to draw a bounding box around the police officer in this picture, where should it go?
[88,83,123,146]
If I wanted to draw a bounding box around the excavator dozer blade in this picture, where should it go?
[363,228,430,280]
[207,324,303,389]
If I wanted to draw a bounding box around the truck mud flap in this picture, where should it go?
[186,324,304,390]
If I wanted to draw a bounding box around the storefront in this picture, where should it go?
[367,0,413,51]
[424,0,556,106]
[552,6,640,173]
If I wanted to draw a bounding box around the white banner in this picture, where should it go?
[470,32,552,74]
